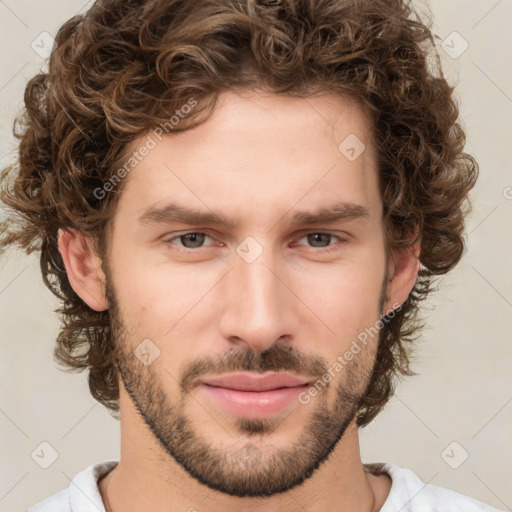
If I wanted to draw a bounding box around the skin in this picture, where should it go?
[58,89,420,512]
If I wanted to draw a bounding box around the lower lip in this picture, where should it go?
[198,384,309,419]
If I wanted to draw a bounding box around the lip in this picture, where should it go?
[197,372,311,419]
[198,372,311,392]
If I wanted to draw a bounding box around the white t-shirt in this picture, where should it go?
[25,460,505,512]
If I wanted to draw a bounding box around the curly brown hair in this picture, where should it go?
[0,0,478,427]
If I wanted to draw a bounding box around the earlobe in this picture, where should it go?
[383,240,421,315]
[57,228,108,311]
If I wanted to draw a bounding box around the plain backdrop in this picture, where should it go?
[0,1,511,511]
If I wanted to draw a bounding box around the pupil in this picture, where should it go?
[183,233,204,248]
[308,233,329,247]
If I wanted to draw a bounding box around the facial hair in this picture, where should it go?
[105,264,388,498]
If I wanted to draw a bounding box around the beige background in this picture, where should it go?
[1,1,511,511]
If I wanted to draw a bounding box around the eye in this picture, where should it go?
[294,232,347,251]
[162,231,215,249]
[161,231,348,253]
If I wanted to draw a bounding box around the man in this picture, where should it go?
[0,0,503,511]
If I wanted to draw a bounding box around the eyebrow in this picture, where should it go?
[138,201,370,230]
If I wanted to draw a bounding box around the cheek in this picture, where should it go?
[109,252,218,353]
[294,262,384,330]
[110,239,185,306]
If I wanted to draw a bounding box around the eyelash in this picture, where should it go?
[161,231,348,253]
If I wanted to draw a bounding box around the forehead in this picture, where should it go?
[178,89,374,153]
[113,89,379,228]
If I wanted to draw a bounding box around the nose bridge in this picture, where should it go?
[239,250,281,313]
[219,240,293,350]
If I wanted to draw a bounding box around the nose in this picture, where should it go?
[218,244,297,352]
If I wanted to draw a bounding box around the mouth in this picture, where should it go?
[196,372,312,419]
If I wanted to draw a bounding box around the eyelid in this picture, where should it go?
[292,232,349,251]
[161,230,219,246]
[161,230,350,251]
[294,229,351,241]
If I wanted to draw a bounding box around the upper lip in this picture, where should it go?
[199,372,311,392]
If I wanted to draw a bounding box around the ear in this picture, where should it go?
[383,239,421,315]
[57,228,108,311]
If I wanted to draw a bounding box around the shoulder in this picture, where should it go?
[25,460,118,512]
[365,462,505,512]
[25,488,69,512]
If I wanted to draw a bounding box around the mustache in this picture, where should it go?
[180,344,328,394]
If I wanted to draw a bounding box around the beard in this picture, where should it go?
[105,265,388,498]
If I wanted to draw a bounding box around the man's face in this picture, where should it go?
[104,90,392,497]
